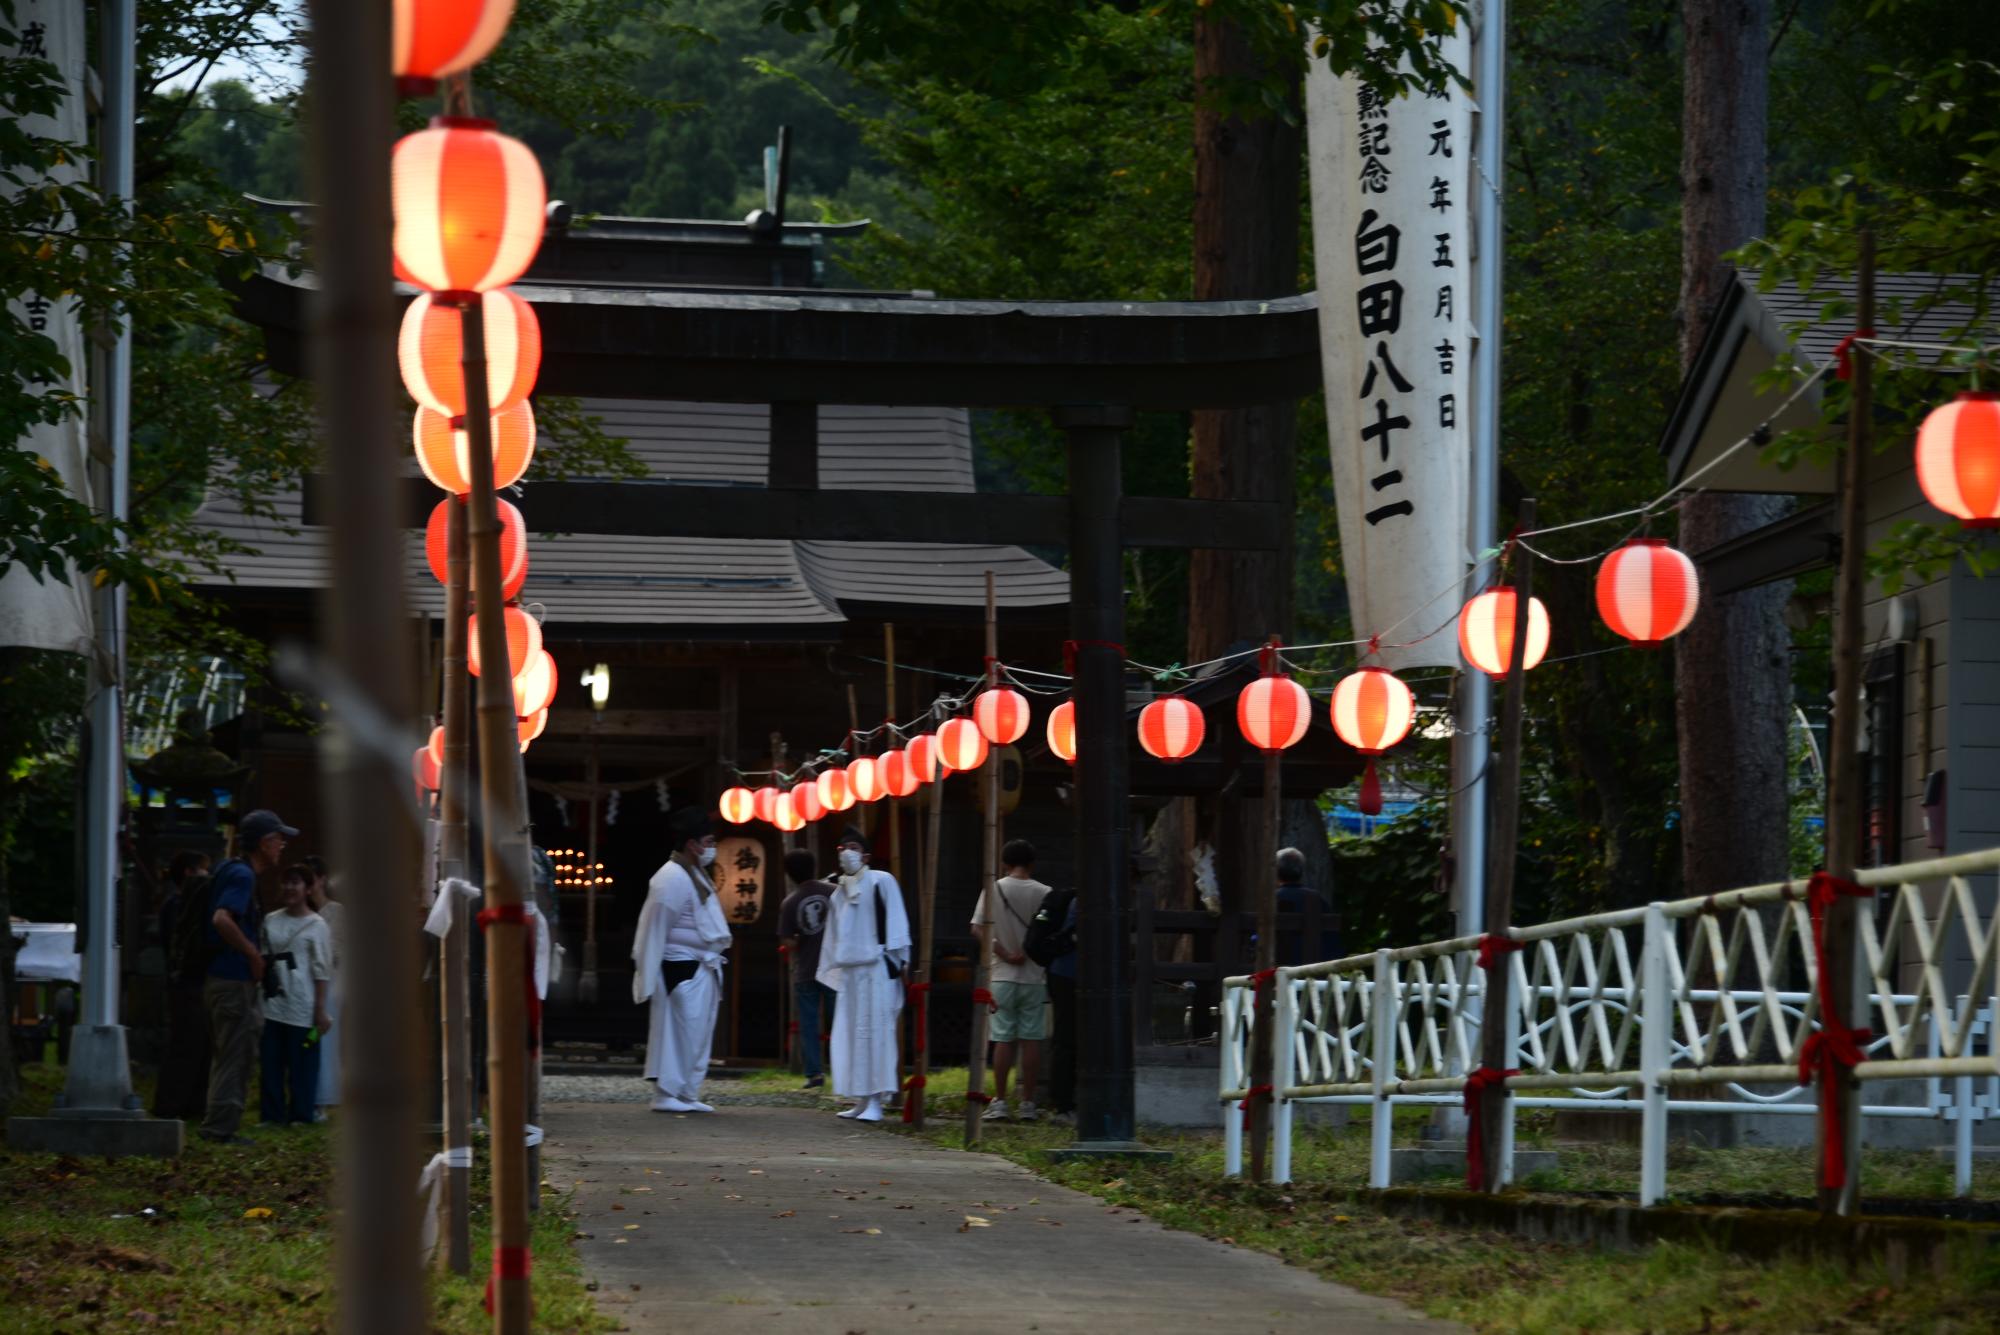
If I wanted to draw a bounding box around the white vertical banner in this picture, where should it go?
[1,0,94,653]
[1305,28,1473,670]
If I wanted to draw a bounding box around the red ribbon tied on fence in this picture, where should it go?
[1475,934,1522,971]
[483,1244,532,1315]
[1248,967,1280,995]
[1798,869,1876,1190]
[1461,1066,1520,1192]
[1238,1084,1275,1129]
[1833,328,1875,381]
[476,903,542,1058]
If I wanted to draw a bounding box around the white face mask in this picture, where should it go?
[698,845,717,867]
[838,849,864,875]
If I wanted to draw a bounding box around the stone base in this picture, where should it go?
[8,1113,184,1159]
[1045,1140,1176,1163]
[1391,1145,1557,1185]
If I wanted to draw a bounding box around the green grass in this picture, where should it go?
[0,1062,612,1333]
[879,1068,2000,1334]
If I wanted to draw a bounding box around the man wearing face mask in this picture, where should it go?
[815,827,911,1123]
[632,807,733,1113]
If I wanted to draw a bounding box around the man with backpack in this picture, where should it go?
[1026,883,1079,1126]
[969,839,1052,1122]
[198,808,297,1144]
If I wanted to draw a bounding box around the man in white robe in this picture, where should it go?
[816,828,911,1122]
[632,808,732,1113]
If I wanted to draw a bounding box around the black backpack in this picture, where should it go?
[169,859,239,983]
[1022,887,1077,968]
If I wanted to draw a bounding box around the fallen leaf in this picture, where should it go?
[771,1210,796,1219]
[749,1169,764,1175]
[841,1227,882,1235]
[613,1238,627,1245]
[623,1224,641,1231]
[1035,1218,1063,1227]
[1333,1215,1352,1224]
[611,1203,625,1211]
[959,1216,991,1232]
[629,1187,652,1194]
[242,1208,274,1220]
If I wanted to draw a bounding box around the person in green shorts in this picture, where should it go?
[970,838,1052,1121]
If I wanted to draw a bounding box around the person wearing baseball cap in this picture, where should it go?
[198,808,297,1143]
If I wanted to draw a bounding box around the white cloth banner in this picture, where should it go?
[1,0,93,654]
[424,876,550,998]
[1305,28,1474,670]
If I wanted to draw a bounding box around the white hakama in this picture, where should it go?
[632,856,732,1102]
[816,867,911,1100]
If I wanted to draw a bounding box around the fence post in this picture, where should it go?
[1639,903,1669,1206]
[1500,957,1521,1186]
[1273,968,1297,1185]
[1222,986,1243,1178]
[1369,949,1396,1189]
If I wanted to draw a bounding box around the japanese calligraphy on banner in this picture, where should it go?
[1304,27,1473,671]
[1,0,93,653]
[716,837,766,925]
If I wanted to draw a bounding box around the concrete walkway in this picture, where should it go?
[543,1101,1455,1334]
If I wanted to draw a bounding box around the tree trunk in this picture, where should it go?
[1676,0,1790,899]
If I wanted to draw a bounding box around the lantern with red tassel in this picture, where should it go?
[906,734,939,784]
[392,118,545,297]
[1137,695,1206,762]
[1329,667,1415,815]
[1237,673,1312,752]
[936,718,989,772]
[1595,538,1699,646]
[719,786,756,824]
[793,782,826,824]
[972,685,1030,745]
[880,748,918,799]
[1046,700,1076,764]
[466,603,540,678]
[848,757,885,804]
[414,401,535,494]
[400,288,541,417]
[1458,587,1551,679]
[816,766,854,813]
[753,785,782,824]
[392,0,517,96]
[425,496,527,598]
[1915,391,2000,528]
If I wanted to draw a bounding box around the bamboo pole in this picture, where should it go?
[885,625,900,880]
[437,498,473,1273]
[965,573,1000,1143]
[912,693,944,1129]
[306,4,423,1329]
[1477,498,1536,1193]
[1820,231,1873,1217]
[1248,636,1282,1182]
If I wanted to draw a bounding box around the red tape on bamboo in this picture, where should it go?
[1797,870,1876,1190]
[1461,1066,1519,1190]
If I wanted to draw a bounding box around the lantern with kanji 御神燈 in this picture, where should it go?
[1047,700,1076,763]
[516,706,547,753]
[1237,673,1312,752]
[772,791,805,833]
[848,756,885,803]
[879,748,917,798]
[1595,538,1699,646]
[936,718,989,772]
[427,724,447,767]
[816,766,853,813]
[426,496,527,598]
[400,288,541,417]
[466,602,540,678]
[906,733,939,783]
[793,782,826,824]
[972,685,1030,745]
[753,785,782,823]
[412,744,440,791]
[392,0,517,95]
[1137,695,1205,763]
[512,647,557,717]
[1330,667,1416,815]
[392,118,545,296]
[719,786,756,825]
[414,401,535,494]
[1458,586,1551,679]
[1915,391,2000,529]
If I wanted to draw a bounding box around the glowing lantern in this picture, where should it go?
[848,757,885,803]
[719,787,756,824]
[906,734,939,783]
[1047,700,1076,764]
[1330,667,1416,816]
[937,718,989,772]
[466,603,541,678]
[516,706,547,753]
[425,495,527,598]
[879,748,917,799]
[392,118,545,296]
[772,791,805,833]
[793,783,826,824]
[1137,695,1206,763]
[1915,391,2000,528]
[400,288,541,417]
[1458,587,1551,678]
[816,766,854,813]
[512,647,557,717]
[414,400,535,494]
[412,744,440,791]
[427,725,447,768]
[972,686,1030,745]
[753,785,782,824]
[1237,674,1312,752]
[392,0,517,93]
[1595,538,1699,646]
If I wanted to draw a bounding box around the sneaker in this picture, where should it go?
[979,1100,1011,1122]
[801,1077,824,1091]
[651,1095,696,1113]
[1016,1101,1040,1122]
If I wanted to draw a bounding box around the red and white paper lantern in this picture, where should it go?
[816,767,854,814]
[1237,674,1312,752]
[392,118,545,296]
[1046,701,1076,764]
[1329,667,1416,816]
[516,706,547,753]
[466,602,540,678]
[1595,538,1699,646]
[793,782,826,825]
[847,757,885,804]
[879,748,918,799]
[772,791,804,833]
[1137,695,1206,763]
[972,686,1030,745]
[414,400,535,494]
[753,785,782,824]
[400,288,541,417]
[392,0,517,92]
[427,724,447,768]
[719,786,756,824]
[1458,587,1551,679]
[412,744,441,791]
[937,718,989,772]
[906,734,939,784]
[1915,391,2000,529]
[425,495,527,598]
[511,647,557,718]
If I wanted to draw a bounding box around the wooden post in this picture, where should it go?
[305,4,423,1329]
[1821,231,1873,1216]
[885,626,900,880]
[461,292,533,1333]
[437,497,473,1274]
[1248,635,1283,1182]
[965,574,1001,1142]
[1477,498,1536,1193]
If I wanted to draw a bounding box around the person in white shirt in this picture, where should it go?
[632,808,733,1113]
[258,864,333,1126]
[969,838,1052,1121]
[816,827,911,1123]
[304,857,342,1119]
